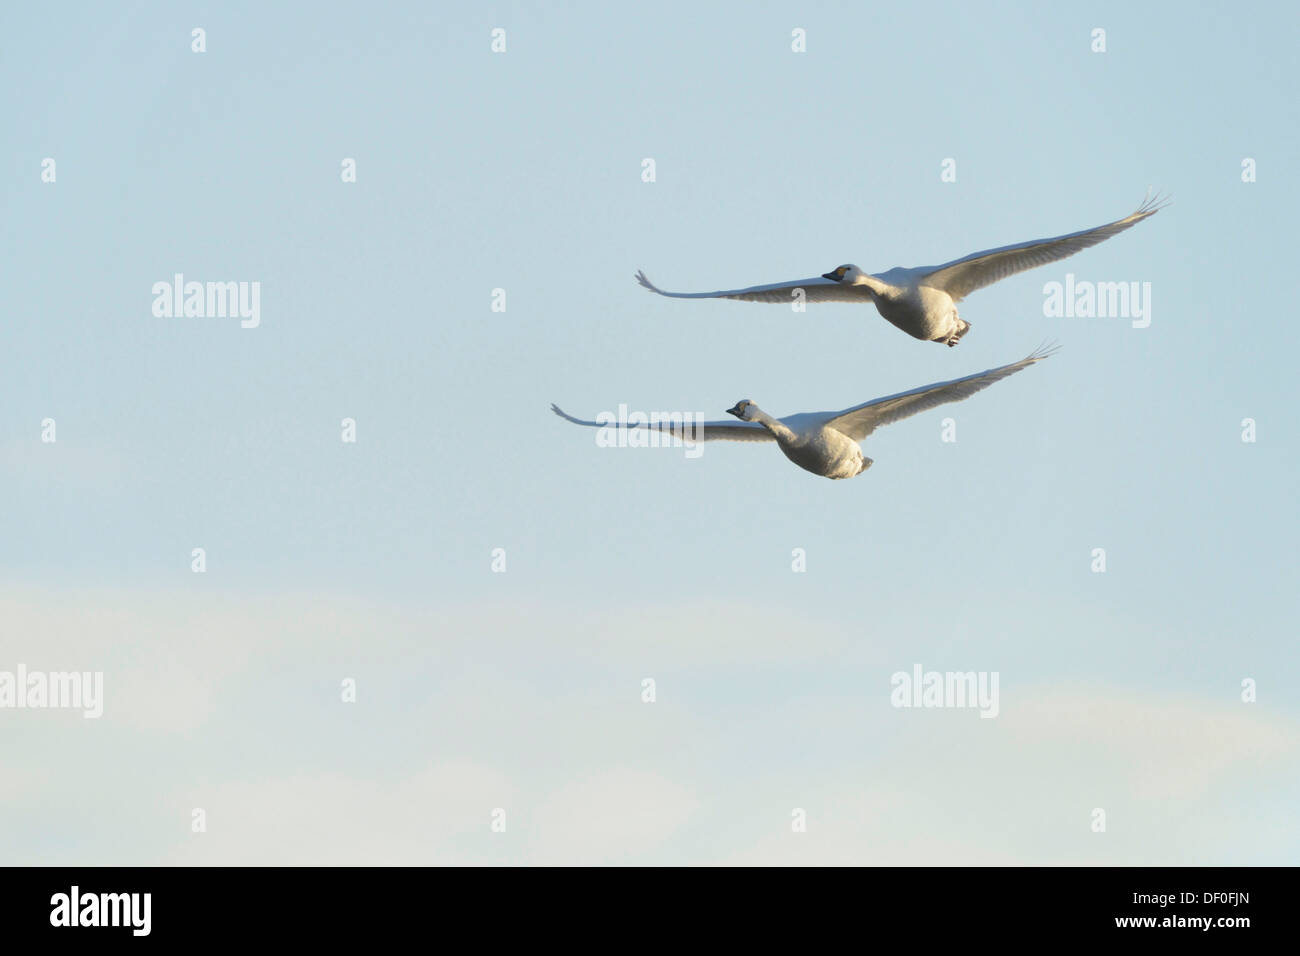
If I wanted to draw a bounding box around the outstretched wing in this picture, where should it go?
[919,193,1167,302]
[820,343,1059,442]
[551,404,773,443]
[635,270,865,304]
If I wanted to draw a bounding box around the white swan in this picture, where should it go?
[552,345,1057,480]
[636,195,1166,346]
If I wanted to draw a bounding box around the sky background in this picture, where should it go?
[2,1,1297,864]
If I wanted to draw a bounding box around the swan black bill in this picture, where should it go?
[726,403,745,418]
[821,272,839,281]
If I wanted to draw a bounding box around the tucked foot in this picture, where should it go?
[942,317,972,346]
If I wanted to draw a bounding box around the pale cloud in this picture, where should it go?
[0,439,130,491]
[164,763,516,866]
[0,586,1295,865]
[527,769,699,865]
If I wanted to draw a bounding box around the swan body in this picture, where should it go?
[553,345,1057,480]
[636,195,1166,346]
[736,406,872,479]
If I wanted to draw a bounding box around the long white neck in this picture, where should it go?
[749,407,796,443]
[854,274,898,299]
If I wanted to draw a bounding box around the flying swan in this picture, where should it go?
[552,345,1058,480]
[636,195,1165,347]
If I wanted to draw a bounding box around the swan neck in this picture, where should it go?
[856,274,893,298]
[752,410,795,442]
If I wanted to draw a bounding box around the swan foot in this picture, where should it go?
[942,317,972,347]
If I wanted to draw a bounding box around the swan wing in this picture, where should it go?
[820,344,1059,442]
[635,270,864,304]
[918,194,1167,302]
[551,404,774,443]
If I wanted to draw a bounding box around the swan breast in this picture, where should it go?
[778,427,867,479]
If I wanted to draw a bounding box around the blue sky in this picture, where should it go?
[2,1,1297,864]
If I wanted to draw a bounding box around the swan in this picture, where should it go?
[636,194,1166,346]
[552,344,1057,480]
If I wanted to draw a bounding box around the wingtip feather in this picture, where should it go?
[1026,339,1062,362]
[1136,189,1172,218]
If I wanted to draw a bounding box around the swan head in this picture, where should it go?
[726,400,758,421]
[821,263,862,283]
